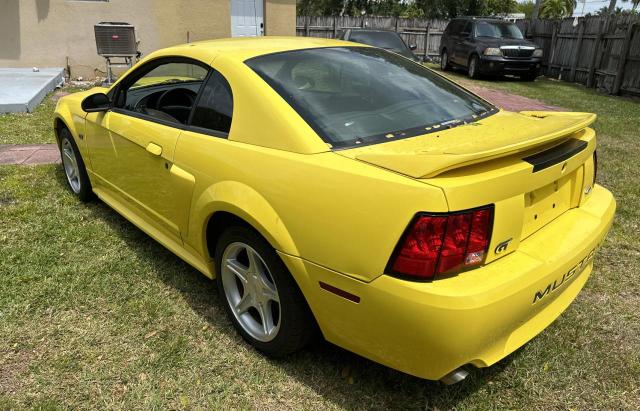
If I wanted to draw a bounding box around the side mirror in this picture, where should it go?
[409,44,417,51]
[81,92,111,113]
[461,31,470,38]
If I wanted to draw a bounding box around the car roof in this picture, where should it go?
[453,16,510,22]
[145,36,364,64]
[348,29,397,33]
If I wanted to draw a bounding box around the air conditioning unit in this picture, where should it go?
[94,22,137,57]
[93,22,140,84]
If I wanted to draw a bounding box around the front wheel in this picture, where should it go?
[215,225,316,357]
[59,128,92,202]
[440,50,450,71]
[468,55,480,79]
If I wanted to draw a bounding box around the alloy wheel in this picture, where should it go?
[61,138,81,194]
[221,242,281,342]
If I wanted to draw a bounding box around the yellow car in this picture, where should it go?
[53,37,615,383]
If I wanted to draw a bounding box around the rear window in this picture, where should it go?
[246,47,495,149]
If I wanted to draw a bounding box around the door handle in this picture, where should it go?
[145,142,163,156]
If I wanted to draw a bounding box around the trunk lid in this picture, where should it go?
[339,110,598,266]
[340,110,595,179]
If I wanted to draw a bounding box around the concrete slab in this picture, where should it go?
[0,68,65,113]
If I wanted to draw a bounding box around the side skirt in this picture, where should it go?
[92,185,215,279]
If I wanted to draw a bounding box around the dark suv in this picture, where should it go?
[340,29,424,63]
[439,17,542,80]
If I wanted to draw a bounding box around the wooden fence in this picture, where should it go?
[296,16,449,60]
[297,15,640,96]
[516,15,640,95]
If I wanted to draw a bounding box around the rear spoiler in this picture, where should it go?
[354,111,596,178]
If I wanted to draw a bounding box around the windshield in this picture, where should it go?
[246,47,494,148]
[348,31,414,59]
[474,21,524,39]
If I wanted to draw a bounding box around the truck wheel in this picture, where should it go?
[468,55,480,79]
[440,50,451,71]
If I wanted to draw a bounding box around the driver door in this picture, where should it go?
[85,58,208,241]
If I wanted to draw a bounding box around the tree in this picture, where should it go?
[485,0,519,15]
[517,0,536,17]
[296,0,519,17]
[532,0,543,18]
[539,0,576,18]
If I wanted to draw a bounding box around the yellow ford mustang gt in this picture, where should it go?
[53,37,615,383]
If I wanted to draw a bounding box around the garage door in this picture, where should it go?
[231,0,264,37]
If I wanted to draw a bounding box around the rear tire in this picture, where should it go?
[215,225,316,357]
[59,128,92,202]
[468,55,480,79]
[440,50,451,71]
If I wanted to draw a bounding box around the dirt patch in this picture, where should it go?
[0,349,35,395]
[50,91,70,102]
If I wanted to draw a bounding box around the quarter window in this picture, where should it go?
[190,71,234,134]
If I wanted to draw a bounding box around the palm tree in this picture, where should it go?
[540,0,577,18]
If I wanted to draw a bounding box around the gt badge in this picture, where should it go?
[495,238,512,254]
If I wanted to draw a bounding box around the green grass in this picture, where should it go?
[1,78,639,409]
[0,86,87,146]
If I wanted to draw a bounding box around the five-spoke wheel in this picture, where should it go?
[215,225,316,356]
[58,128,92,201]
[221,242,281,342]
[61,137,81,194]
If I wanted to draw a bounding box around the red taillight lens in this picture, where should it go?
[391,215,447,279]
[438,213,471,273]
[389,207,493,280]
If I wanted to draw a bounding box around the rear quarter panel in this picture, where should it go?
[178,137,448,283]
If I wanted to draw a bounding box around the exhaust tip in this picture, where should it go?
[440,368,469,385]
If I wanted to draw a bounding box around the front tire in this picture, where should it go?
[468,55,480,79]
[215,225,315,357]
[440,50,451,71]
[59,128,92,202]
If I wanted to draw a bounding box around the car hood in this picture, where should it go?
[337,110,596,178]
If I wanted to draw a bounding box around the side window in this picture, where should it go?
[115,60,207,125]
[444,21,452,35]
[447,20,460,36]
[462,22,472,35]
[190,70,234,134]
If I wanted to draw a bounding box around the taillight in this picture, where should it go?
[593,151,598,185]
[389,206,494,280]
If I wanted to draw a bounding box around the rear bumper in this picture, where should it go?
[479,55,542,75]
[282,184,615,380]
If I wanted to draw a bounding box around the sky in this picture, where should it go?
[516,0,634,17]
[572,0,633,16]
